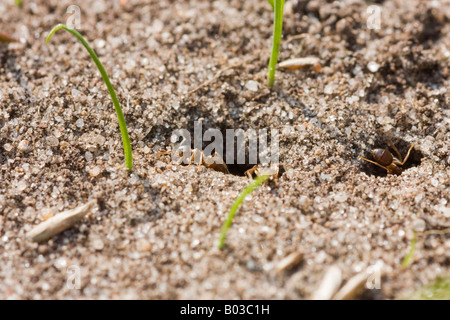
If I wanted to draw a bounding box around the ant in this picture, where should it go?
[358,141,414,175]
[156,144,230,175]
[245,163,285,180]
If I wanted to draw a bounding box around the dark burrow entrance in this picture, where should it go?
[169,124,282,177]
[358,135,423,177]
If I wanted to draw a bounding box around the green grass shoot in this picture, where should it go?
[401,231,417,268]
[46,24,133,171]
[218,174,271,249]
[407,277,450,300]
[15,0,22,7]
[267,0,285,87]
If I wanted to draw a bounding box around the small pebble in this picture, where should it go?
[18,140,30,152]
[54,258,67,269]
[324,83,335,95]
[46,136,59,147]
[414,194,423,203]
[299,196,311,211]
[85,151,93,162]
[367,61,380,73]
[3,143,13,152]
[246,260,257,271]
[95,39,106,49]
[89,166,102,177]
[76,119,84,128]
[245,80,259,92]
[71,88,81,97]
[136,239,152,252]
[40,208,54,221]
[16,180,28,192]
[412,219,426,232]
[430,179,439,187]
[91,238,104,251]
[41,282,50,291]
[94,135,106,145]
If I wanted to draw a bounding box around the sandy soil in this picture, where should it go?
[0,0,449,299]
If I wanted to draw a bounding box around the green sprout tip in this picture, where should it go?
[218,174,271,249]
[46,24,132,171]
[267,0,285,87]
[401,231,417,268]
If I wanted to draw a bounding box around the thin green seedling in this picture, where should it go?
[401,231,417,268]
[407,276,450,300]
[15,0,22,7]
[46,24,132,170]
[218,174,271,249]
[267,0,285,87]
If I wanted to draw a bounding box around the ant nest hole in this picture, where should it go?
[168,125,284,178]
[218,128,285,178]
[359,135,423,177]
